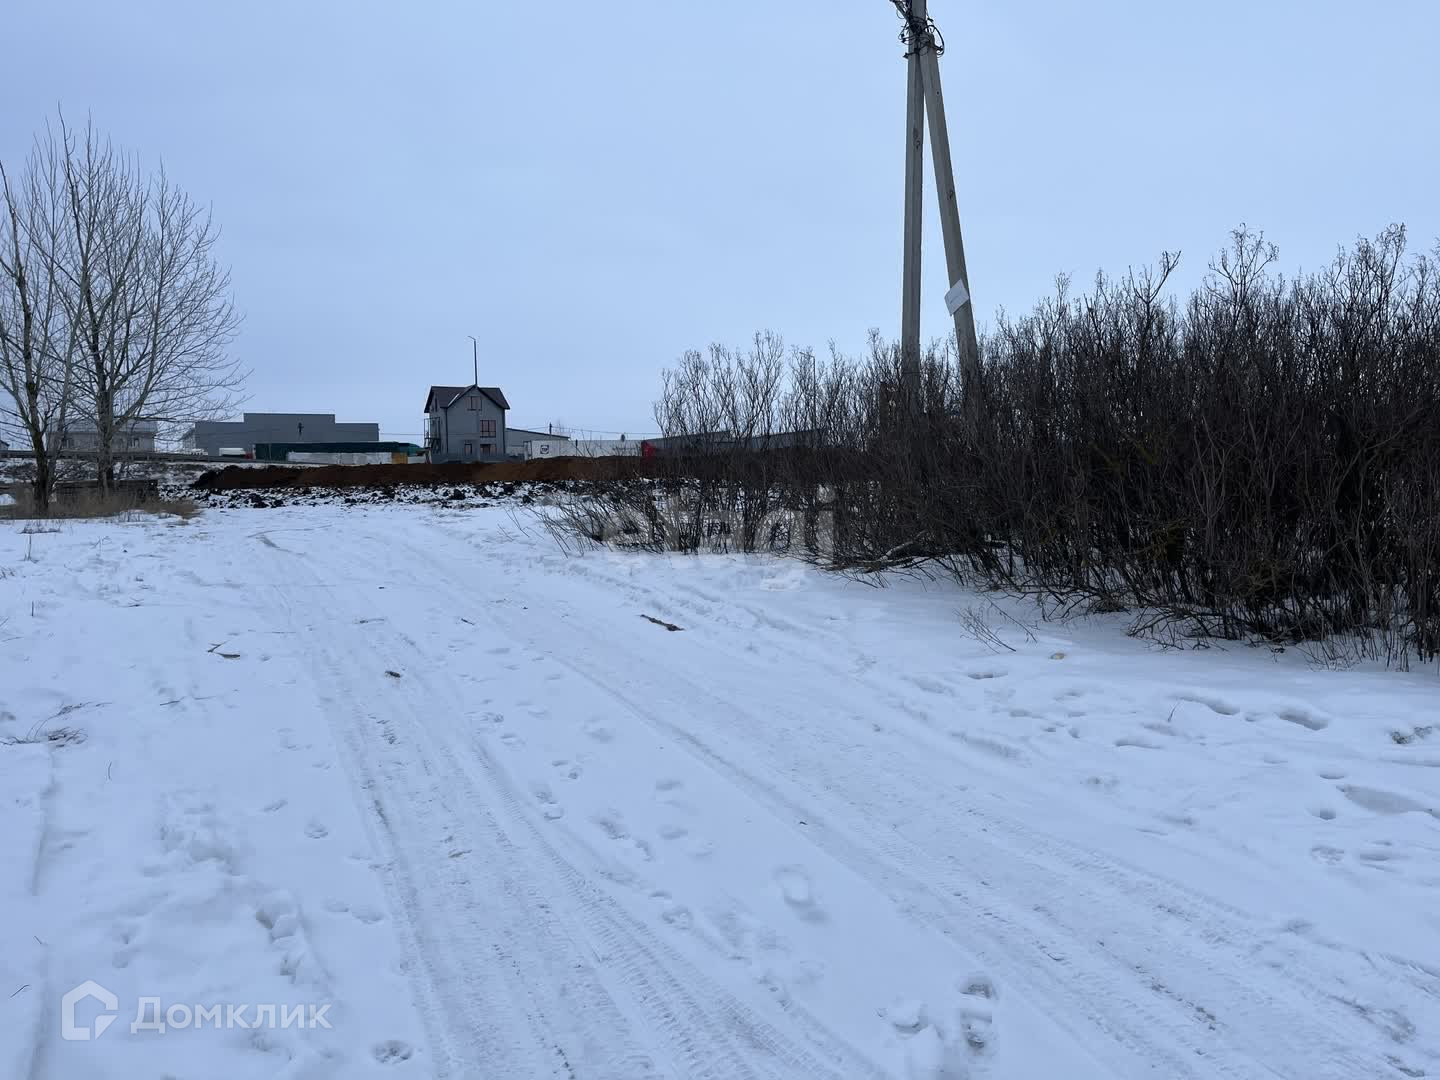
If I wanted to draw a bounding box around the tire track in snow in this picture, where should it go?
[526,641,1255,1079]
[358,524,892,1079]
[436,711,887,1080]
[517,539,1440,1073]
[551,635,1427,1080]
[253,527,878,1080]
[465,534,1427,1080]
[261,545,584,1078]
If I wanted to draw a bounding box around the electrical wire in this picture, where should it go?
[889,0,945,56]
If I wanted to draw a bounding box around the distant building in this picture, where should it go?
[639,430,822,455]
[504,427,569,459]
[424,385,509,462]
[54,418,158,454]
[253,441,424,464]
[181,413,380,457]
[639,431,732,455]
[735,429,824,452]
[526,438,641,460]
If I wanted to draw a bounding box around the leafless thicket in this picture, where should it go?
[0,115,243,513]
[0,134,76,510]
[556,227,1440,666]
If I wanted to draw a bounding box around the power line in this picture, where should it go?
[889,0,945,55]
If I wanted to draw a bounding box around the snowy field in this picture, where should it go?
[2,501,1438,1079]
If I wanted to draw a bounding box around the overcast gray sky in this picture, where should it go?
[4,1,1436,440]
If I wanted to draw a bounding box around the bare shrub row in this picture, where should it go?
[552,226,1440,666]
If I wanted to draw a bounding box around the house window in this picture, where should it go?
[462,441,474,458]
[478,419,496,437]
[480,444,493,455]
[467,395,482,410]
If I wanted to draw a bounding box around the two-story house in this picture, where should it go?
[423,385,509,462]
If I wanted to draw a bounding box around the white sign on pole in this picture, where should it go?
[944,279,971,315]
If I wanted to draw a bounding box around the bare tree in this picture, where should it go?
[0,129,79,514]
[51,116,243,490]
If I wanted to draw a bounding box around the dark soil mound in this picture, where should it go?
[190,456,651,491]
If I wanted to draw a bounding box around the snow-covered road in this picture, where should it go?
[4,503,1439,1078]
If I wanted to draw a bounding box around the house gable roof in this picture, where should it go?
[424,385,510,413]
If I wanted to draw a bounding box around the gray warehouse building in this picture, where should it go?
[181,413,380,457]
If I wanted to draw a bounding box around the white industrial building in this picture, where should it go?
[524,438,642,460]
[505,428,568,460]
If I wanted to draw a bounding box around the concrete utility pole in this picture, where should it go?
[899,0,927,401]
[891,0,980,422]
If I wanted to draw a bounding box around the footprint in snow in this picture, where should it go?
[552,759,582,781]
[594,813,653,861]
[650,890,694,931]
[373,1040,413,1065]
[885,998,927,1034]
[254,891,300,941]
[531,783,565,821]
[110,918,142,970]
[1175,694,1239,717]
[775,867,827,924]
[1114,735,1164,751]
[1357,847,1402,866]
[1278,707,1329,731]
[906,674,955,696]
[900,1023,970,1080]
[305,821,329,839]
[1339,784,1436,817]
[957,974,998,1054]
[894,976,1000,1077]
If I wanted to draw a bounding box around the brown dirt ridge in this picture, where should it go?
[190,456,652,491]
